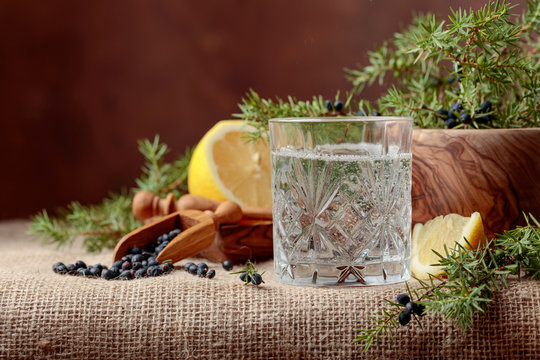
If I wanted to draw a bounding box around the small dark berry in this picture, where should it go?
[121,261,132,271]
[75,260,87,269]
[66,264,77,274]
[197,263,208,271]
[121,256,129,263]
[251,273,263,285]
[134,269,147,278]
[449,102,463,113]
[91,266,103,277]
[132,262,143,271]
[396,294,410,305]
[357,110,366,116]
[55,264,68,274]
[371,111,381,116]
[168,230,179,238]
[78,268,92,277]
[206,269,216,279]
[445,117,458,129]
[184,262,195,272]
[436,109,449,119]
[197,267,208,277]
[480,100,492,112]
[333,100,343,111]
[147,258,159,267]
[161,263,174,274]
[460,111,472,124]
[129,247,142,255]
[240,272,251,283]
[412,303,426,316]
[188,264,198,275]
[448,76,456,84]
[118,270,134,280]
[148,266,162,277]
[222,260,234,271]
[101,269,117,280]
[131,254,144,263]
[399,310,411,326]
[141,260,148,267]
[112,261,123,269]
[154,245,165,255]
[325,100,332,111]
[405,301,414,313]
[52,262,65,273]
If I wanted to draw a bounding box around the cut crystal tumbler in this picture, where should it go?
[269,117,413,286]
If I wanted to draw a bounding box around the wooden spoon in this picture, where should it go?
[113,201,242,264]
[132,191,272,221]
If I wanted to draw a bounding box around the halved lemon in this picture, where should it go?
[411,212,485,279]
[187,120,272,208]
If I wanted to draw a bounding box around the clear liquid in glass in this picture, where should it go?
[271,143,411,286]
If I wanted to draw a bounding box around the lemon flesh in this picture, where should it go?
[188,120,272,208]
[411,212,484,279]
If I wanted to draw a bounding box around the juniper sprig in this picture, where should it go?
[29,136,192,252]
[354,213,540,352]
[234,0,539,137]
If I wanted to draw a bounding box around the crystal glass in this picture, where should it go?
[269,117,413,286]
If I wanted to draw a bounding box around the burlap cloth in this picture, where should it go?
[1,220,540,359]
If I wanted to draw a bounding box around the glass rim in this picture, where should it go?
[269,116,413,123]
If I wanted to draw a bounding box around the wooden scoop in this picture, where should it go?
[132,191,272,221]
[113,201,242,264]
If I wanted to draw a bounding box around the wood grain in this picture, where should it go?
[220,220,273,262]
[412,128,540,236]
[113,210,215,264]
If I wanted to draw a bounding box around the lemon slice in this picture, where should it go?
[411,212,485,279]
[187,120,272,208]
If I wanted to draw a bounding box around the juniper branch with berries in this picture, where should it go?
[231,260,266,286]
[234,0,539,134]
[354,214,540,353]
[29,136,192,252]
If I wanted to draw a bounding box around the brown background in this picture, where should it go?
[0,0,512,219]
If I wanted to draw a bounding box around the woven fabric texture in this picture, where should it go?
[1,220,540,360]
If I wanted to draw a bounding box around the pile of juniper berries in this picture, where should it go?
[52,228,182,280]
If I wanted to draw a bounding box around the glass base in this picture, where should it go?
[274,260,410,287]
